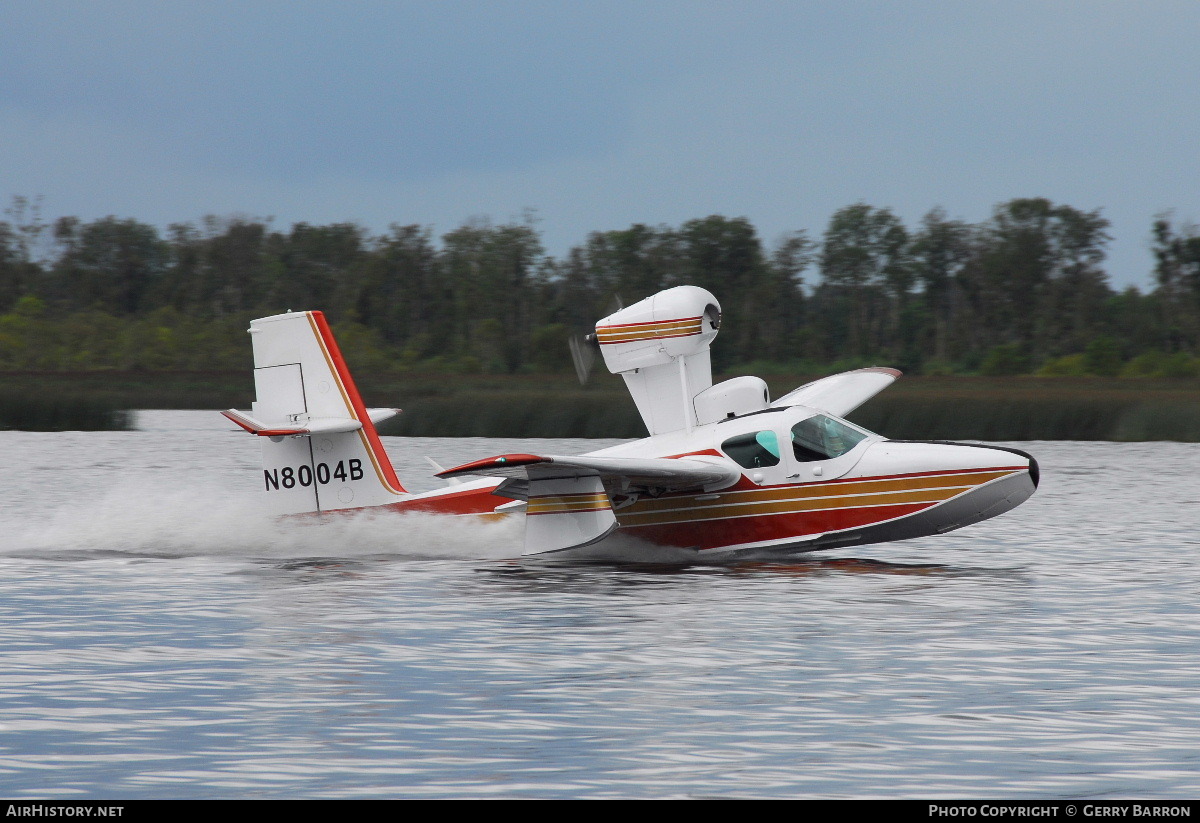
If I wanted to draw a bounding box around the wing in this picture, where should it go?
[436,453,741,556]
[436,452,739,491]
[771,367,900,417]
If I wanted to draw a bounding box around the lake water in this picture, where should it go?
[1,411,1199,798]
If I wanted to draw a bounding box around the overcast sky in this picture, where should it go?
[2,1,1197,288]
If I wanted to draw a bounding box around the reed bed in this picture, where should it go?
[4,372,1200,440]
[0,389,131,431]
[851,394,1200,441]
[846,377,1200,441]
[380,391,645,438]
[384,376,1200,441]
[0,372,254,411]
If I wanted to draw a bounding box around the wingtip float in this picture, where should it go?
[223,286,1038,562]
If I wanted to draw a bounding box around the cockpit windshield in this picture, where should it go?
[791,414,869,462]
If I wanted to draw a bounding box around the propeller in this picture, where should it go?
[569,334,599,385]
[567,293,623,386]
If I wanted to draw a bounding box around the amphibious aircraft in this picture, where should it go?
[223,286,1038,561]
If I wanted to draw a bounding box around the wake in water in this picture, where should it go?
[2,476,986,573]
[1,477,524,562]
[2,473,1031,573]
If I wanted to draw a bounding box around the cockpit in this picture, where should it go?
[718,409,874,472]
[790,413,869,462]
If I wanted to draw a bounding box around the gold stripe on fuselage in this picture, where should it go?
[624,469,1015,513]
[616,469,1020,527]
[526,492,611,515]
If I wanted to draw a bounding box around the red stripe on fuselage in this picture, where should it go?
[319,463,1025,552]
[385,485,512,516]
[619,501,933,550]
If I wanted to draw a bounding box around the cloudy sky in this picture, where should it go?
[2,1,1197,287]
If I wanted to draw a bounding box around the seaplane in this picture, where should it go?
[222,286,1038,562]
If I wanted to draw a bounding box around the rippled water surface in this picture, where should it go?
[2,412,1199,798]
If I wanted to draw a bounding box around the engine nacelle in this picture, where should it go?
[593,286,722,436]
[595,286,721,374]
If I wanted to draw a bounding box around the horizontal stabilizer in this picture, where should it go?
[772,367,900,417]
[223,407,399,437]
[365,408,401,426]
[437,452,740,492]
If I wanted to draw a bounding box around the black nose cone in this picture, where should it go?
[986,444,1039,488]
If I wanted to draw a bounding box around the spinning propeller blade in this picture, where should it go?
[568,333,598,385]
[567,293,622,385]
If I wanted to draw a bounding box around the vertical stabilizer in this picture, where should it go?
[226,310,407,514]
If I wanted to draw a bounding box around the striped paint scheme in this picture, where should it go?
[595,316,703,345]
[619,467,1022,532]
[305,310,407,495]
[526,492,612,516]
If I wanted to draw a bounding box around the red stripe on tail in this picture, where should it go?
[308,311,407,494]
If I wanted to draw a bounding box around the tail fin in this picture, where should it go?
[223,310,407,514]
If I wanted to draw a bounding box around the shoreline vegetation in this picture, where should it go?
[4,194,1200,436]
[4,371,1200,441]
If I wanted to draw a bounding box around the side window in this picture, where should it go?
[791,415,868,462]
[721,430,781,469]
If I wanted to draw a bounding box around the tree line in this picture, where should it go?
[1,195,1198,377]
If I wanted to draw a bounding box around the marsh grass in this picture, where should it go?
[5,371,1200,440]
[380,391,645,438]
[0,389,131,431]
[847,378,1200,441]
[0,371,249,431]
[383,375,1200,440]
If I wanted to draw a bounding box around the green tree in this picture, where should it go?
[1151,214,1200,351]
[162,217,277,318]
[675,216,775,366]
[440,217,544,371]
[274,222,367,317]
[1083,336,1122,376]
[819,203,909,357]
[354,224,440,349]
[0,222,32,313]
[528,323,571,372]
[753,230,814,362]
[911,208,972,363]
[580,223,681,310]
[959,198,1111,363]
[51,217,168,315]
